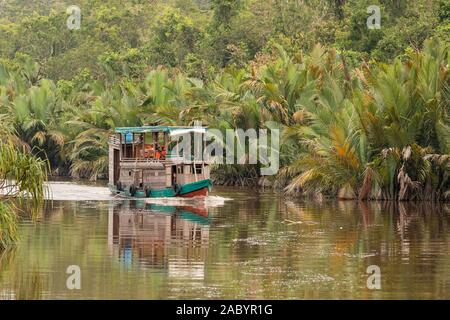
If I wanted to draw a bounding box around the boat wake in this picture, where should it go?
[45,181,230,207]
[144,195,231,207]
[45,182,112,201]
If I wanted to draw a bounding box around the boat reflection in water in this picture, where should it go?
[107,200,210,280]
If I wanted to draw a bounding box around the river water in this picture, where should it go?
[0,182,449,299]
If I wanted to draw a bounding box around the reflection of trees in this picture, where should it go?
[206,192,450,299]
[0,194,449,299]
[0,248,44,300]
[0,200,211,299]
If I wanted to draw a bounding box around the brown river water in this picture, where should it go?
[0,181,449,299]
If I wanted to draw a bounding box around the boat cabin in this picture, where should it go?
[108,126,211,198]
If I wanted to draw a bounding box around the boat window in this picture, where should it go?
[177,166,184,174]
[195,165,202,174]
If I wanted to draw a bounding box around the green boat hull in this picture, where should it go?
[109,179,212,198]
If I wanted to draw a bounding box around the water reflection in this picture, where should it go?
[108,201,210,279]
[0,188,449,299]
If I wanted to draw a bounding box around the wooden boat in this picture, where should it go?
[108,126,212,198]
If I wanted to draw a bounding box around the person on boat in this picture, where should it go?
[144,144,153,158]
[143,144,153,158]
[161,146,167,160]
[172,172,177,185]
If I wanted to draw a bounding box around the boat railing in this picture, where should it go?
[119,157,211,165]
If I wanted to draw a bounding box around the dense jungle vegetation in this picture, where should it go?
[0,0,449,205]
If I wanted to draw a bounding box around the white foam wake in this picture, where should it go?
[44,181,231,207]
[45,181,112,201]
[145,195,231,207]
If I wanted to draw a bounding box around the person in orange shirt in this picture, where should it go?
[143,144,153,158]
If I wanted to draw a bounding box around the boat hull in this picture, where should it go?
[110,179,212,199]
[178,179,212,198]
[179,187,209,198]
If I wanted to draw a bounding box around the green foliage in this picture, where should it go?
[0,202,18,250]
[0,0,448,200]
[1,0,447,79]
[211,0,241,29]
[144,7,203,68]
[437,0,450,22]
[282,38,449,200]
[0,119,48,249]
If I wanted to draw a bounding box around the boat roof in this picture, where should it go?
[114,126,207,135]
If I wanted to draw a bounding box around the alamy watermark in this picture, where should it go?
[169,125,279,176]
[367,5,381,29]
[66,265,81,290]
[63,5,381,31]
[66,5,81,30]
[366,265,381,290]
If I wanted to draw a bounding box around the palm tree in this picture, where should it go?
[282,74,366,197]
[140,70,195,125]
[66,79,143,180]
[281,38,449,201]
[0,118,48,250]
[356,38,449,200]
[1,64,66,171]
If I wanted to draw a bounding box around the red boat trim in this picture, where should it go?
[179,187,209,198]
